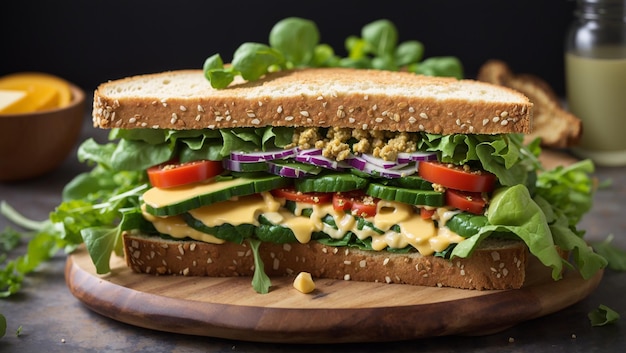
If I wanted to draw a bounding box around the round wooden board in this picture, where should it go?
[65,246,602,343]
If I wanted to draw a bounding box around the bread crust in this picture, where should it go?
[93,68,532,135]
[477,60,582,148]
[123,232,529,290]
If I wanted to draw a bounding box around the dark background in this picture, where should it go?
[1,0,576,96]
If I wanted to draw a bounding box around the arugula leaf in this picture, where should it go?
[81,227,119,274]
[0,260,22,297]
[109,128,168,145]
[545,203,607,279]
[0,202,70,297]
[111,139,173,171]
[535,159,595,226]
[77,138,117,168]
[248,239,271,294]
[589,304,620,326]
[15,231,66,274]
[0,226,21,252]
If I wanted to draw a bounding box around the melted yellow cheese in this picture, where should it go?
[188,193,279,227]
[141,205,225,244]
[142,189,465,255]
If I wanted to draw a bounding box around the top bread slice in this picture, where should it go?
[93,68,532,135]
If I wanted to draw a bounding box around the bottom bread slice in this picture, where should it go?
[123,232,529,290]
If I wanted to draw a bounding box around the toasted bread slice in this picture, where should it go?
[93,68,532,135]
[123,232,529,290]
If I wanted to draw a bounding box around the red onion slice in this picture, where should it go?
[397,151,438,164]
[267,160,322,178]
[295,154,351,171]
[297,148,323,156]
[363,162,417,179]
[230,148,298,162]
[349,156,368,171]
[350,156,417,178]
[360,153,408,170]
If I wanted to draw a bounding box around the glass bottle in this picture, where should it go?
[565,0,626,166]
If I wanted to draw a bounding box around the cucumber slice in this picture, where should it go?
[223,159,269,173]
[366,183,444,207]
[267,159,323,178]
[294,172,369,193]
[382,175,433,190]
[143,175,291,216]
[446,213,491,238]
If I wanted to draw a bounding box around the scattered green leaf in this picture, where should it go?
[588,304,620,326]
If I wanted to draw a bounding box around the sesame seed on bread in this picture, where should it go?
[123,232,529,290]
[93,68,533,135]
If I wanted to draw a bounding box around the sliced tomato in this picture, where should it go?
[420,208,436,220]
[147,159,223,188]
[418,161,496,193]
[271,187,333,204]
[333,190,379,218]
[445,189,487,214]
[332,192,353,212]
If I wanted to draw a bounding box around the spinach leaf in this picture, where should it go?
[269,17,319,67]
[203,17,464,88]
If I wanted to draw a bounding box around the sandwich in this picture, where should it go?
[64,17,604,295]
[76,66,605,294]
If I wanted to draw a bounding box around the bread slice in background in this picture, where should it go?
[477,60,582,148]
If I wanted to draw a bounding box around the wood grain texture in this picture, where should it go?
[65,246,602,343]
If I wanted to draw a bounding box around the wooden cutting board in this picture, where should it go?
[65,245,602,343]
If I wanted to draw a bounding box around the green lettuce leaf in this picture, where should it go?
[451,159,605,281]
[452,185,565,280]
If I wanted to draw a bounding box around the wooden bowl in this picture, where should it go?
[0,84,85,181]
